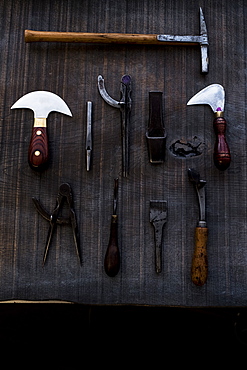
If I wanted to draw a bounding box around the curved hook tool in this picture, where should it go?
[98,74,132,177]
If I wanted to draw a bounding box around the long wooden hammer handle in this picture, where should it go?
[25,30,200,46]
[25,30,158,44]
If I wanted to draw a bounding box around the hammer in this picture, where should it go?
[24,8,209,74]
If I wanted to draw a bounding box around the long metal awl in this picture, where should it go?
[86,101,92,171]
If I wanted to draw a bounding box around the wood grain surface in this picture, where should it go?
[0,0,247,305]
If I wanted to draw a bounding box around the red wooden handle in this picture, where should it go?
[191,227,208,286]
[28,127,49,170]
[104,215,120,277]
[213,117,231,170]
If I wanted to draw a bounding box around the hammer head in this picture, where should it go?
[11,91,72,118]
[199,7,209,74]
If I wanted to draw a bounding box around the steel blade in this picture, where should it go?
[187,84,225,112]
[97,75,121,108]
[11,91,72,118]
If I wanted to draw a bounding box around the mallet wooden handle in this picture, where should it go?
[104,215,120,277]
[191,226,208,286]
[28,122,49,170]
[213,116,231,171]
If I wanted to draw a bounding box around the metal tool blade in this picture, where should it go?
[97,75,121,108]
[113,178,118,215]
[187,84,225,113]
[150,200,167,273]
[69,207,82,265]
[98,74,131,177]
[120,75,132,177]
[43,223,55,266]
[11,91,72,118]
[86,101,92,171]
[188,168,206,224]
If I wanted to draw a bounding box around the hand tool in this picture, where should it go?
[188,168,208,286]
[32,183,81,266]
[104,178,120,277]
[146,91,166,163]
[11,91,72,170]
[86,101,92,171]
[187,84,231,170]
[98,74,132,177]
[149,200,167,274]
[24,8,208,74]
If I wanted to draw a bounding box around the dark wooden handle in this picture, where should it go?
[191,227,208,286]
[104,215,120,277]
[28,127,49,170]
[213,117,231,170]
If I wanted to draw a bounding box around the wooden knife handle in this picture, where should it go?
[104,215,120,277]
[213,116,231,170]
[28,127,49,170]
[191,227,208,286]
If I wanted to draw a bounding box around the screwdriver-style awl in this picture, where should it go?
[104,178,120,277]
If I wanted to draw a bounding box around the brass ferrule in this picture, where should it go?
[111,214,118,223]
[215,111,224,118]
[34,117,47,127]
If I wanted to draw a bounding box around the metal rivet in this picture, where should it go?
[36,130,42,136]
[34,151,41,156]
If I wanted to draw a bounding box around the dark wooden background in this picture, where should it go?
[0,0,247,306]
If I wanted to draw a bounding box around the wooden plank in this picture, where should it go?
[0,0,247,306]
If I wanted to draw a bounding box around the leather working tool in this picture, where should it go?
[104,178,120,277]
[25,8,208,74]
[187,84,231,171]
[149,200,167,274]
[11,91,72,171]
[98,74,132,177]
[86,101,93,171]
[146,91,166,163]
[188,168,208,286]
[32,183,81,266]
